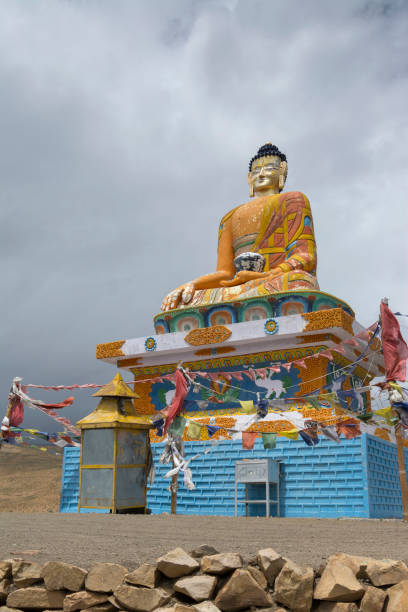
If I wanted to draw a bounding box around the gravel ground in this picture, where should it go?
[1,513,408,570]
[1,445,408,571]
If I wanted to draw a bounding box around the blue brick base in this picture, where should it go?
[60,434,408,518]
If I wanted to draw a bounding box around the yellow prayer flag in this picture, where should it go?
[279,429,299,440]
[389,382,403,393]
[239,400,256,414]
[186,421,202,440]
[374,406,395,425]
[374,407,394,419]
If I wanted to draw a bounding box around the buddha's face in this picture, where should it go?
[248,155,287,196]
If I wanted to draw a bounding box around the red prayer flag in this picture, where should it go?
[164,369,189,433]
[242,431,257,450]
[36,396,74,409]
[336,418,361,440]
[381,301,408,382]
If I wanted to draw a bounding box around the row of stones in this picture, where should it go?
[1,545,408,612]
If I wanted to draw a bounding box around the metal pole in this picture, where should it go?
[170,458,178,514]
[393,420,408,522]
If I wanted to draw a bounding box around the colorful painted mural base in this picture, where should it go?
[96,300,392,448]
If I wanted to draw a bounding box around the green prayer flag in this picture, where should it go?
[324,392,339,405]
[307,396,321,410]
[169,416,187,437]
[262,433,277,449]
[357,412,373,423]
[186,421,202,440]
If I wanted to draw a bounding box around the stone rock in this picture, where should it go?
[156,548,199,579]
[315,603,359,612]
[0,607,24,612]
[360,585,387,612]
[8,563,26,582]
[326,554,371,579]
[0,581,10,605]
[63,591,109,612]
[201,553,242,576]
[124,565,158,589]
[155,606,192,612]
[82,605,117,612]
[365,558,408,587]
[113,584,170,612]
[386,579,408,612]
[257,548,285,586]
[193,602,221,612]
[314,561,365,602]
[8,587,66,610]
[174,575,217,602]
[85,564,128,594]
[247,566,267,590]
[41,562,87,592]
[214,569,273,612]
[106,597,120,609]
[13,564,43,588]
[190,546,219,559]
[274,560,314,612]
[0,564,12,582]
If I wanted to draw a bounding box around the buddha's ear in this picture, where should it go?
[248,172,254,197]
[279,160,288,192]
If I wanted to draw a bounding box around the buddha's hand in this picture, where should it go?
[220,270,266,287]
[161,283,195,311]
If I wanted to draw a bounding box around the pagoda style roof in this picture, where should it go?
[92,372,139,399]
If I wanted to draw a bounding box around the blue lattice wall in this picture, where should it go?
[60,434,408,518]
[147,437,367,518]
[363,435,408,518]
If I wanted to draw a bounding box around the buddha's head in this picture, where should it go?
[248,143,288,197]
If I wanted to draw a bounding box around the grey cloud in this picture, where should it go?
[0,0,407,432]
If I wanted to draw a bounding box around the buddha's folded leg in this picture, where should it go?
[182,272,319,308]
[263,271,320,293]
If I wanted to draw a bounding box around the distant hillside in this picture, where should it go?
[0,444,62,512]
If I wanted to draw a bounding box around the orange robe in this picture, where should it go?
[188,191,319,307]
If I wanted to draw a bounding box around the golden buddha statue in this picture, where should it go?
[161,143,319,312]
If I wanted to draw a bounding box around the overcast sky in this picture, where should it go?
[0,0,407,433]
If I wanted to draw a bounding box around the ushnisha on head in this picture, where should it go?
[248,142,288,197]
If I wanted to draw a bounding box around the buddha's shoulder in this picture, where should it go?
[280,190,311,207]
[218,192,311,228]
[218,204,242,227]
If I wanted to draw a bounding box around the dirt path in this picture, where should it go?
[1,513,407,570]
[0,444,62,512]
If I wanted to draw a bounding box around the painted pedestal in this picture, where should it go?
[82,291,408,517]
